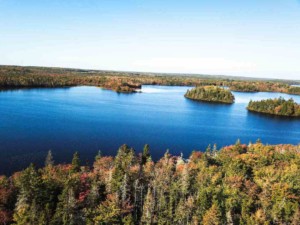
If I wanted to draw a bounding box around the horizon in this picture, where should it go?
[2,64,300,82]
[1,0,300,79]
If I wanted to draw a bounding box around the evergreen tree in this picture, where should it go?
[141,144,151,165]
[111,145,135,193]
[141,188,154,224]
[45,150,54,167]
[71,152,81,173]
[95,150,102,161]
[202,203,222,225]
[52,186,84,225]
[13,164,45,225]
[94,194,122,224]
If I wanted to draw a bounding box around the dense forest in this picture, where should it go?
[229,81,300,95]
[185,86,235,103]
[0,141,299,224]
[0,65,300,94]
[247,97,300,117]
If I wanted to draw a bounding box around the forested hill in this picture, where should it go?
[0,142,300,224]
[247,97,300,117]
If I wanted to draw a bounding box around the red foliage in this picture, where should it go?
[189,151,203,162]
[78,173,91,203]
[0,210,11,225]
[78,190,90,203]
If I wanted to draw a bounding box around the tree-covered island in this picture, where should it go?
[247,97,300,117]
[185,86,235,104]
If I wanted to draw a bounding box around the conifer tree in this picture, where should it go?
[141,144,151,165]
[45,150,54,167]
[71,152,81,173]
[95,150,102,161]
[13,164,45,225]
[202,203,222,225]
[141,188,154,224]
[111,145,135,193]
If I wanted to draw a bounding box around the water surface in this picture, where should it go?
[0,86,299,174]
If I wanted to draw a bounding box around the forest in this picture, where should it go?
[229,81,300,95]
[0,65,300,94]
[185,86,235,103]
[247,97,300,117]
[0,141,299,225]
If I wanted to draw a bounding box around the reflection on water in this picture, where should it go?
[142,86,190,93]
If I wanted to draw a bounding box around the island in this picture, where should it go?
[103,81,142,93]
[184,86,235,104]
[247,97,300,117]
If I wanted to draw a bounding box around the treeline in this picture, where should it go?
[229,81,300,95]
[0,67,136,92]
[247,97,300,117]
[1,142,300,224]
[1,65,300,95]
[0,66,221,91]
[185,86,235,103]
[288,86,300,95]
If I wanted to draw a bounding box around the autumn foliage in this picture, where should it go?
[0,142,299,224]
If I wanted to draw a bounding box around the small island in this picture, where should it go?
[247,97,300,117]
[104,81,142,93]
[184,86,235,104]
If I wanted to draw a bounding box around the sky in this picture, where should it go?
[0,0,300,79]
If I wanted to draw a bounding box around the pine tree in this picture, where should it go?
[202,203,222,225]
[94,194,121,224]
[71,152,81,173]
[45,150,54,167]
[111,145,135,193]
[206,144,212,156]
[180,164,190,196]
[142,144,151,165]
[52,180,85,225]
[13,164,45,225]
[212,144,218,157]
[141,188,154,224]
[95,150,102,161]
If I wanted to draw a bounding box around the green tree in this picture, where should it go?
[45,150,54,167]
[13,164,45,225]
[202,203,222,225]
[71,152,81,173]
[141,144,151,165]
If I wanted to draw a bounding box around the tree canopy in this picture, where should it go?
[185,86,235,104]
[0,142,299,224]
[247,97,300,117]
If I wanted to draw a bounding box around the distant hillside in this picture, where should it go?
[1,64,299,84]
[0,65,299,94]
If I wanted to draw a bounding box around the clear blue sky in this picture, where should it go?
[1,0,300,79]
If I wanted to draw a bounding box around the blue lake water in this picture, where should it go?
[0,85,300,174]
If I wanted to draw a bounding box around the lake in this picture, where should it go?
[0,85,300,174]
